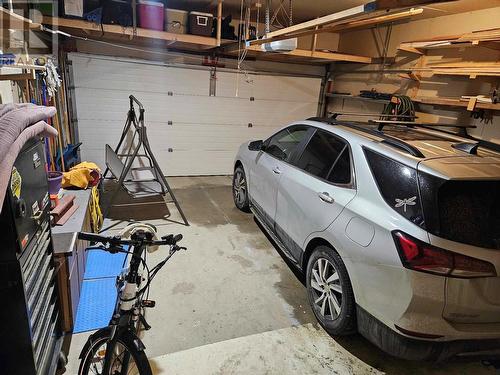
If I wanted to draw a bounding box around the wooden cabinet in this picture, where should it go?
[52,190,92,333]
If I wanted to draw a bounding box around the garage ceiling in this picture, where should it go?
[167,0,500,22]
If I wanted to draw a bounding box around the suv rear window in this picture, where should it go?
[419,175,500,249]
[366,147,500,249]
[364,148,425,227]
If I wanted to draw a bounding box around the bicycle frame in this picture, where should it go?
[102,240,148,375]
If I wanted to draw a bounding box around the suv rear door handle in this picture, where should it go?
[272,167,281,174]
[318,192,334,204]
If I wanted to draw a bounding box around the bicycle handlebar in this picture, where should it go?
[78,232,183,247]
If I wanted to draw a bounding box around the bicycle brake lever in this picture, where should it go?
[171,245,187,254]
[139,314,152,331]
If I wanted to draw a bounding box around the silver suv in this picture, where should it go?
[232,118,500,361]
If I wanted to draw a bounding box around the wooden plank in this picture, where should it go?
[0,7,41,30]
[250,8,423,47]
[426,61,500,68]
[244,44,373,63]
[467,97,477,111]
[264,4,370,39]
[311,24,319,53]
[414,96,500,111]
[398,45,424,54]
[330,7,423,33]
[376,0,456,7]
[0,71,35,81]
[260,0,437,40]
[399,27,500,51]
[43,16,218,47]
[216,0,222,47]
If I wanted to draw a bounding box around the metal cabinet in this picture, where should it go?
[0,138,63,375]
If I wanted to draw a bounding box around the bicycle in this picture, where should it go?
[76,223,186,375]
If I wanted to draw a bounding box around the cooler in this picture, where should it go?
[189,11,213,36]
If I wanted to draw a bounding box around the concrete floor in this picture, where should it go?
[65,176,497,375]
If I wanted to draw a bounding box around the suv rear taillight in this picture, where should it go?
[392,231,497,278]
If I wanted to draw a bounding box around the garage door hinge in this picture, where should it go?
[168,148,173,152]
[168,91,173,96]
[248,123,253,128]
[250,97,255,101]
[168,121,173,125]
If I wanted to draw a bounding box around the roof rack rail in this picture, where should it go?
[307,117,425,158]
[328,112,418,120]
[308,116,500,156]
[368,119,476,132]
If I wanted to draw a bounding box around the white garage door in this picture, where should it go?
[70,53,321,176]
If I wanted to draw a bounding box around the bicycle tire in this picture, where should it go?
[78,327,152,375]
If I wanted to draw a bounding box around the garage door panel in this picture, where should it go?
[216,71,320,102]
[75,95,315,128]
[72,55,209,95]
[161,150,238,176]
[70,53,320,175]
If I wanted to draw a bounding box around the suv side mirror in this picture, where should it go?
[248,140,264,151]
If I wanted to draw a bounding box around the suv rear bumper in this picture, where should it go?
[357,306,500,361]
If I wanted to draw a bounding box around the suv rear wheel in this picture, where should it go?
[233,165,250,212]
[306,246,356,335]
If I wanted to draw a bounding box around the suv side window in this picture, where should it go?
[264,126,309,162]
[295,129,352,185]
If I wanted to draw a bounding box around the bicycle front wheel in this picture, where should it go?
[78,327,152,375]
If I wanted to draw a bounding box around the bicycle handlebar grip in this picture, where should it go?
[78,232,104,242]
[173,234,183,243]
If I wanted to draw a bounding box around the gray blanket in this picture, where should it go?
[0,104,58,212]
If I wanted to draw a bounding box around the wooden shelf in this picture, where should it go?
[326,93,390,104]
[223,44,373,65]
[414,97,500,111]
[0,7,41,30]
[42,16,221,51]
[399,28,500,53]
[326,94,500,111]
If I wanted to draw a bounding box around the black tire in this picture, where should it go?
[233,165,250,212]
[78,327,152,375]
[306,245,356,335]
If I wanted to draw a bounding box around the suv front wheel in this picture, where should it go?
[306,246,356,335]
[233,165,250,212]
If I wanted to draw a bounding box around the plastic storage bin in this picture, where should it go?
[165,9,188,34]
[137,0,164,31]
[189,11,213,36]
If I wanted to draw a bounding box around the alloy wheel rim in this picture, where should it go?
[311,258,343,320]
[233,171,246,205]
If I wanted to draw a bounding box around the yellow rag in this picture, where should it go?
[62,162,101,189]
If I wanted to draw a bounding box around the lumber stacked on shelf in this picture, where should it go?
[417,61,500,78]
[399,28,500,51]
